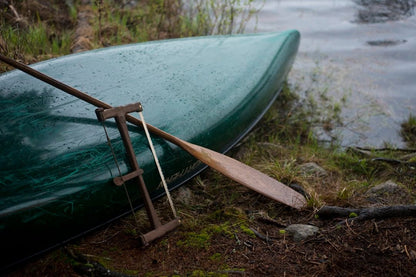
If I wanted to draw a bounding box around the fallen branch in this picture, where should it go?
[351,146,416,153]
[347,146,416,168]
[370,157,416,167]
[317,205,416,222]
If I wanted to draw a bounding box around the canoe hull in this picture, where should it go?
[0,31,300,270]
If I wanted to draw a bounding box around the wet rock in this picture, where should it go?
[120,0,138,8]
[365,180,412,205]
[367,39,407,47]
[354,0,415,23]
[298,162,327,177]
[289,183,310,199]
[285,224,319,241]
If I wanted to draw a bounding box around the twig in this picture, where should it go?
[8,4,21,20]
[404,245,411,260]
[256,216,286,228]
[91,230,121,244]
[8,3,28,27]
[249,227,271,243]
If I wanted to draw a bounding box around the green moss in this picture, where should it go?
[189,270,228,277]
[349,212,358,218]
[177,231,211,249]
[209,253,222,261]
[207,207,247,222]
[239,225,256,238]
[208,222,234,238]
[123,269,139,275]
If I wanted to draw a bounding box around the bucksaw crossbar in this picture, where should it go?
[96,103,180,245]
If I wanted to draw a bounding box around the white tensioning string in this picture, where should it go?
[139,111,178,218]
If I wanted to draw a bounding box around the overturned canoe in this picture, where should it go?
[0,30,300,270]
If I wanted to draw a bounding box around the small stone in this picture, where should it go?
[367,180,401,195]
[285,224,319,241]
[175,187,193,205]
[298,162,327,177]
[258,142,285,157]
[365,180,411,205]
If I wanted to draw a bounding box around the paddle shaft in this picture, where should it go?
[0,55,178,143]
[0,54,307,209]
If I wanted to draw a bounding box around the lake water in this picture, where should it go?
[247,0,416,147]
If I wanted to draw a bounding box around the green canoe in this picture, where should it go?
[0,30,300,270]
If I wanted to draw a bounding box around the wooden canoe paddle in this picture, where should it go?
[0,54,307,209]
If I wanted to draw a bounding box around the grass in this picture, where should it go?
[0,0,263,72]
[0,0,75,69]
[0,22,72,56]
[0,19,73,69]
[180,0,262,36]
[225,83,415,208]
[401,113,416,148]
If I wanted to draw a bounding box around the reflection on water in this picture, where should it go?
[247,0,416,147]
[354,0,415,23]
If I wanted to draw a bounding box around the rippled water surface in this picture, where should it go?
[247,0,416,147]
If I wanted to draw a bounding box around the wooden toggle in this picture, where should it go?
[95,102,180,246]
[113,169,144,186]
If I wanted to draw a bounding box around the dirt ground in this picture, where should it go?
[74,210,416,277]
[6,175,416,277]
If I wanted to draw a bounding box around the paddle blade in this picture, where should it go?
[182,141,307,209]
